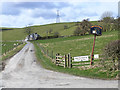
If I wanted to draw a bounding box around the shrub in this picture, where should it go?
[80,19,91,35]
[48,29,53,34]
[64,25,68,29]
[102,40,120,71]
[53,32,60,38]
[73,27,81,36]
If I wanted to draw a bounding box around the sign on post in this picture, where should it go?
[94,54,99,59]
[90,25,102,36]
[90,25,102,65]
[74,56,89,62]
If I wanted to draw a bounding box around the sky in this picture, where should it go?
[0,0,119,28]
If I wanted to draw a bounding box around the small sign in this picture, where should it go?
[90,25,102,36]
[74,56,89,62]
[94,54,99,59]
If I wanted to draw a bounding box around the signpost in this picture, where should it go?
[90,25,102,65]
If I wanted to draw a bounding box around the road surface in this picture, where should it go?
[0,42,118,88]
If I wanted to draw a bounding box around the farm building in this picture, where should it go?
[25,33,41,41]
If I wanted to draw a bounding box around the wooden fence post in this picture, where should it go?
[64,54,67,68]
[71,56,72,68]
[55,54,57,65]
[52,50,53,59]
[68,53,72,68]
[67,54,69,68]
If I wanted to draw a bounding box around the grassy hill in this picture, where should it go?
[2,21,103,41]
[32,30,118,79]
[35,30,118,57]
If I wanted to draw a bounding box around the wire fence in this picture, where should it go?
[37,43,54,61]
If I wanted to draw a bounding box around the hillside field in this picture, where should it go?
[2,21,103,41]
[1,41,23,55]
[35,31,118,57]
[32,30,119,79]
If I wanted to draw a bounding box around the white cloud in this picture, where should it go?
[0,1,119,28]
[0,10,56,28]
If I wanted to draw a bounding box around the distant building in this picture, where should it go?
[25,33,41,41]
[118,1,120,17]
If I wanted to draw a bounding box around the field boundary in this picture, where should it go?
[33,42,119,80]
[36,43,101,69]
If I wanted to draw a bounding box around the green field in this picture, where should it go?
[2,21,104,41]
[35,31,118,57]
[0,41,25,61]
[1,43,25,61]
[1,41,23,55]
[33,40,119,79]
[31,30,119,79]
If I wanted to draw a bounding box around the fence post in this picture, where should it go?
[67,54,69,67]
[55,54,58,65]
[71,57,72,68]
[64,54,67,68]
[68,53,72,68]
[52,50,53,59]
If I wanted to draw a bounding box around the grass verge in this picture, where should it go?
[33,42,118,80]
[1,44,26,61]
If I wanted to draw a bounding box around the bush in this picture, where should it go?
[48,29,53,34]
[53,32,60,38]
[104,40,120,58]
[80,19,91,35]
[102,40,120,71]
[73,27,81,36]
[64,25,68,29]
[73,19,91,36]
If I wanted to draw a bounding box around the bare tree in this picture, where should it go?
[101,11,114,23]
[54,32,60,38]
[64,25,68,29]
[74,26,81,36]
[24,24,33,35]
[80,19,91,35]
[101,11,113,20]
[101,11,114,32]
[48,28,53,34]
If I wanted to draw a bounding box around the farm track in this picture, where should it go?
[0,42,118,88]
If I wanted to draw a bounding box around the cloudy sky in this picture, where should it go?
[0,0,119,28]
